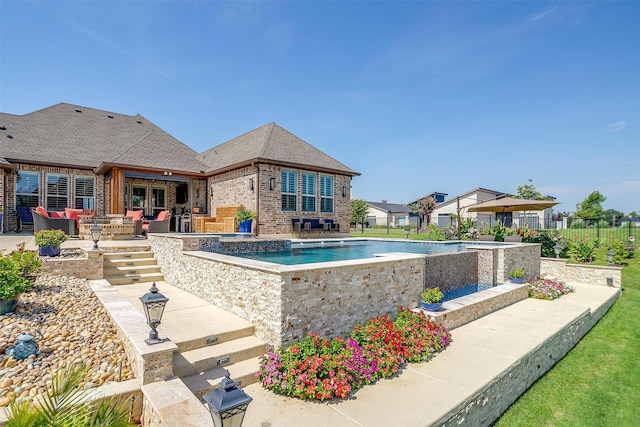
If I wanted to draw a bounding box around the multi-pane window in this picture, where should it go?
[301,172,316,212]
[46,173,69,211]
[151,186,166,217]
[132,185,148,213]
[74,176,95,209]
[16,171,40,207]
[320,175,334,213]
[281,170,297,211]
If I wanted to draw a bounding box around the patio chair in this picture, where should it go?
[16,206,34,232]
[142,210,171,235]
[32,208,77,235]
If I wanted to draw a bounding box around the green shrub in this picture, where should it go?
[569,236,601,262]
[423,224,446,241]
[609,239,633,265]
[0,257,32,300]
[6,243,42,280]
[570,219,586,229]
[421,287,444,303]
[34,229,68,247]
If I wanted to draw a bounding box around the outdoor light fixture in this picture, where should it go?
[11,332,38,360]
[90,223,102,250]
[248,178,254,191]
[404,226,411,239]
[342,186,347,197]
[553,243,562,259]
[269,177,276,191]
[139,282,169,345]
[607,249,615,267]
[203,372,253,427]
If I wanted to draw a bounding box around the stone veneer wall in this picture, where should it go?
[424,251,478,291]
[468,243,541,284]
[40,249,104,279]
[149,235,426,347]
[540,258,622,287]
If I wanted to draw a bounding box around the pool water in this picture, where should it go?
[442,283,494,302]
[233,240,469,265]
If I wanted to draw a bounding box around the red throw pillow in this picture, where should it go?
[126,209,144,221]
[49,211,64,219]
[35,206,49,218]
[64,208,84,222]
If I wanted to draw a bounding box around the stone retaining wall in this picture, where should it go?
[540,258,622,287]
[40,249,103,279]
[424,251,477,291]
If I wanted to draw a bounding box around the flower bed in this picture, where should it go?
[257,308,452,401]
[528,277,575,300]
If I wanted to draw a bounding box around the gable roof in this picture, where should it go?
[197,122,359,176]
[367,201,411,214]
[0,103,209,174]
[433,187,507,210]
[407,191,448,206]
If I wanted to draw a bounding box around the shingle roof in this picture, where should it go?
[0,103,209,174]
[367,201,411,213]
[197,122,359,176]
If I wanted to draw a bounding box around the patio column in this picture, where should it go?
[110,167,125,214]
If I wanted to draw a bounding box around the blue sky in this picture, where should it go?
[1,1,638,214]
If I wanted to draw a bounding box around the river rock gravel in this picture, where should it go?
[0,273,134,408]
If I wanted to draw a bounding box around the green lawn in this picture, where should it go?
[495,247,639,426]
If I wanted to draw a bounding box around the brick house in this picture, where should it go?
[0,103,359,236]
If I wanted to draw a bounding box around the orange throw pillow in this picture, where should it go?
[156,211,170,221]
[49,211,64,219]
[64,208,84,222]
[35,206,49,218]
[126,209,144,221]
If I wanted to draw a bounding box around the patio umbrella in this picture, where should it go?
[467,197,559,213]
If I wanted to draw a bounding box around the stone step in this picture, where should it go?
[104,265,162,277]
[173,335,267,378]
[103,250,155,260]
[181,357,261,400]
[173,324,256,354]
[105,272,165,286]
[103,257,159,267]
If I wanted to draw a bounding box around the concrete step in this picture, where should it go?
[174,335,267,378]
[104,265,162,277]
[173,323,256,354]
[181,357,261,400]
[105,272,165,286]
[103,250,155,260]
[103,257,159,267]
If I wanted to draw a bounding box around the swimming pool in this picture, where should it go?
[233,239,471,265]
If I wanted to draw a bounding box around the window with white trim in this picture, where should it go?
[46,173,69,211]
[74,176,95,209]
[151,186,166,217]
[301,172,316,212]
[16,171,40,207]
[320,175,334,213]
[281,170,297,211]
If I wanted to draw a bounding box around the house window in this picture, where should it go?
[74,176,95,209]
[320,175,333,213]
[151,186,166,217]
[46,173,69,211]
[132,185,148,214]
[301,172,316,212]
[281,170,297,211]
[16,171,40,207]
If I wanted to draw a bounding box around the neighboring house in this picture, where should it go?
[407,191,448,205]
[430,188,506,228]
[366,201,412,227]
[0,103,359,235]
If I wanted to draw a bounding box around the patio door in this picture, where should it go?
[151,187,166,217]
[131,185,147,214]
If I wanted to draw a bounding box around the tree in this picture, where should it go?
[603,208,625,226]
[576,191,606,220]
[350,199,369,230]
[410,197,436,230]
[513,179,546,200]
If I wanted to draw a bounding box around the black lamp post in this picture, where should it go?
[607,249,615,267]
[90,223,102,250]
[139,282,169,345]
[203,372,253,427]
[404,227,411,239]
[553,243,562,259]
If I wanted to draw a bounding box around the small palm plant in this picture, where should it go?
[7,364,134,427]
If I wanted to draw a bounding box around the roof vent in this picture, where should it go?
[7,134,13,139]
[107,115,114,119]
[136,120,142,124]
[75,109,82,113]
[0,126,6,130]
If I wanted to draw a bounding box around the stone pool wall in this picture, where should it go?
[468,243,541,284]
[424,251,478,291]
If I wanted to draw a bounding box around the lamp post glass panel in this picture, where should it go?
[204,373,253,427]
[90,223,102,250]
[139,282,169,345]
[607,249,615,266]
[404,227,411,238]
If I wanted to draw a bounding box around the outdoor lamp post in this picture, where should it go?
[607,249,615,267]
[203,372,253,427]
[90,223,102,250]
[553,243,562,259]
[404,226,411,239]
[139,282,169,345]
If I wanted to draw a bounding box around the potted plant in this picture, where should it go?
[0,256,33,315]
[508,268,526,284]
[420,287,444,312]
[34,229,68,257]
[236,207,257,233]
